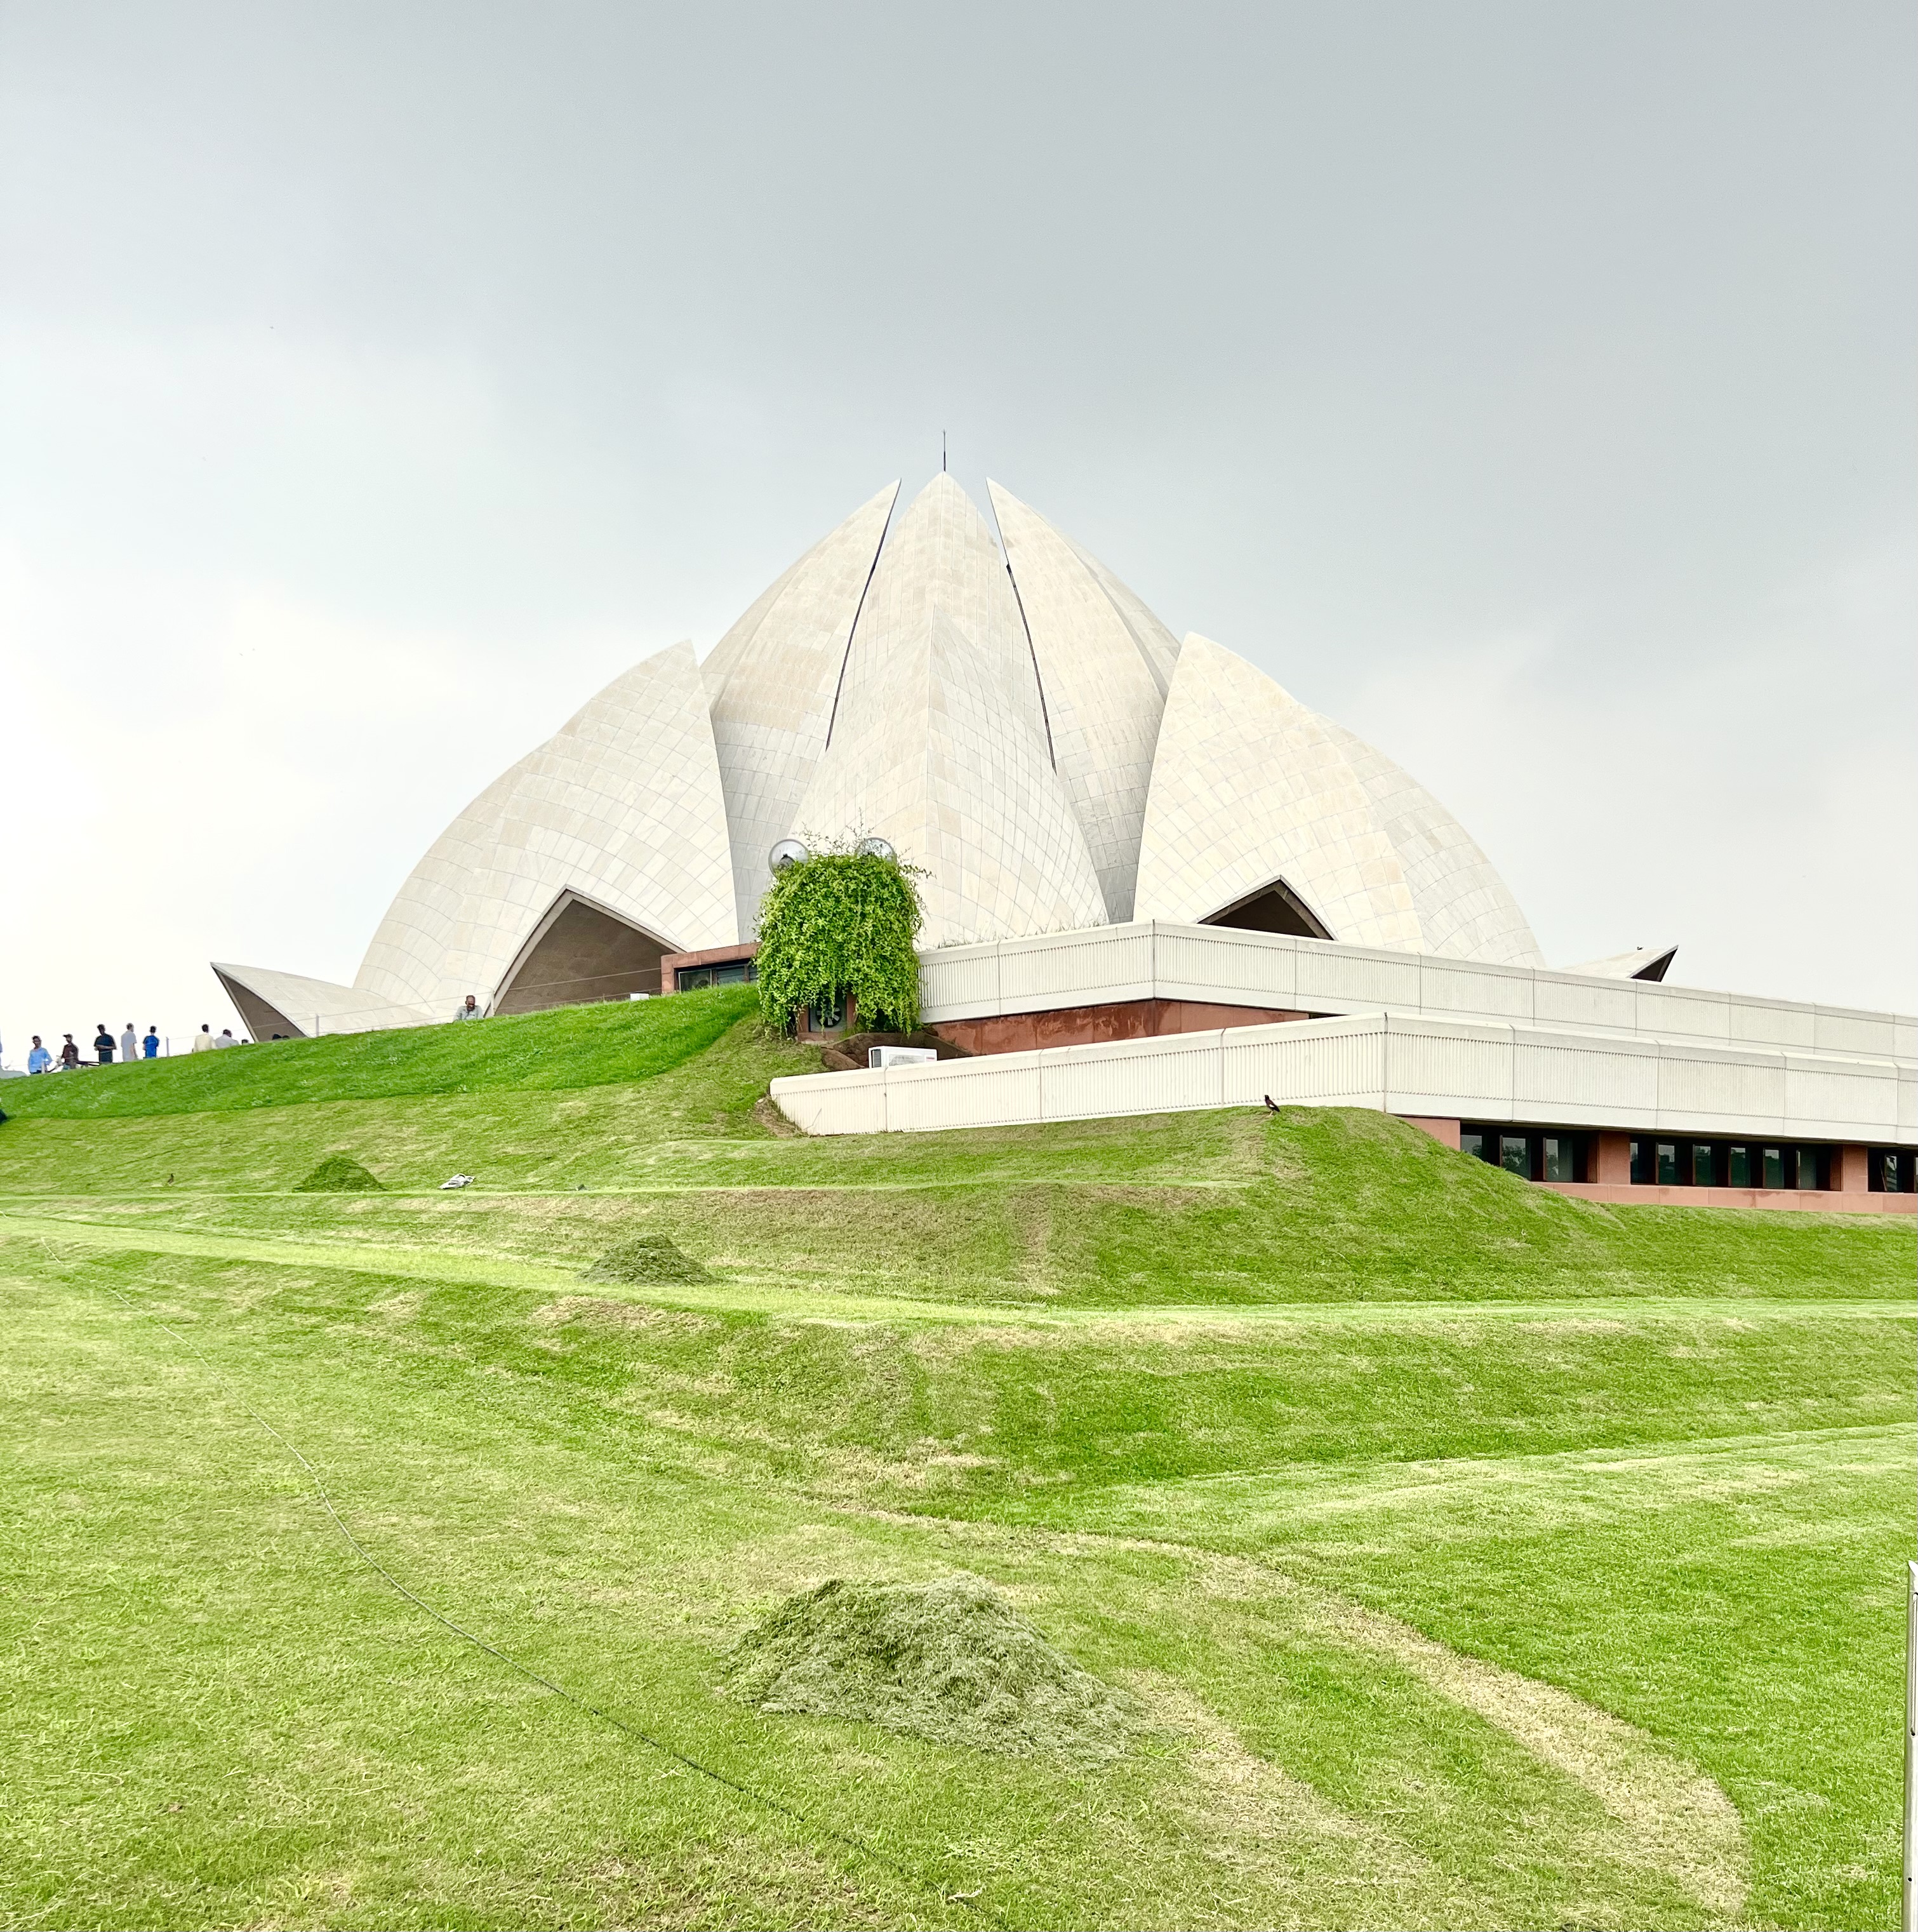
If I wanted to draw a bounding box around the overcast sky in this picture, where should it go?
[1,1,1912,1058]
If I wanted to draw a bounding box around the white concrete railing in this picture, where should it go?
[771,1009,1918,1143]
[916,922,1918,1066]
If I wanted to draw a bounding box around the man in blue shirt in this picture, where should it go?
[143,1027,159,1060]
[27,1036,51,1074]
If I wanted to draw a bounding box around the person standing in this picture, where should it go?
[120,1023,138,1064]
[214,1029,238,1048]
[58,1034,80,1069]
[143,1026,159,1060]
[93,1025,115,1065]
[190,1025,214,1053]
[27,1036,51,1074]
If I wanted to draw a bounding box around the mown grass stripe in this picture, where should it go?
[4,1211,1910,1331]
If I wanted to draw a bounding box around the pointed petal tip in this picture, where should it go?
[916,469,971,498]
[985,477,1033,521]
[1175,632,1296,701]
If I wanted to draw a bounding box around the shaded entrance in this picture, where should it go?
[493,893,670,1015]
[213,968,305,1041]
[1201,877,1333,940]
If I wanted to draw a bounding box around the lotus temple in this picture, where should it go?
[215,476,1915,1213]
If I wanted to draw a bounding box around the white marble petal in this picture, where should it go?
[704,482,897,935]
[1134,633,1539,964]
[792,479,1106,947]
[1319,719,1544,967]
[356,640,735,1013]
[213,963,434,1037]
[835,474,1049,740]
[989,481,1173,923]
[1563,944,1679,981]
[1065,535,1182,692]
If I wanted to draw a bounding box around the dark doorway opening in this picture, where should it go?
[1201,877,1333,940]
[213,970,305,1042]
[493,895,669,1015]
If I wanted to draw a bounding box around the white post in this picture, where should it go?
[1905,1558,1917,1932]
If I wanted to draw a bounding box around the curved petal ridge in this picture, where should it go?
[704,481,898,933]
[794,603,1106,949]
[990,481,1175,923]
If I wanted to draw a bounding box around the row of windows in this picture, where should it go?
[1460,1128,1918,1194]
[1632,1138,1825,1190]
[1460,1128,1586,1182]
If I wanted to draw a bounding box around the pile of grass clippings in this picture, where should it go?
[582,1234,712,1284]
[721,1575,1136,1759]
[293,1154,382,1192]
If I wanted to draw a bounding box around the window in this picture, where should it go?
[1542,1135,1576,1183]
[1762,1147,1784,1190]
[1630,1139,1651,1184]
[1500,1133,1531,1177]
[1655,1142,1679,1185]
[676,959,757,991]
[1460,1129,1488,1163]
[1728,1145,1753,1187]
[1692,1142,1717,1187]
[1794,1146,1825,1191]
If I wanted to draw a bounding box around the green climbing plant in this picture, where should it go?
[754,844,925,1036]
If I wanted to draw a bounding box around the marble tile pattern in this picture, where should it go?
[354,760,528,1014]
[792,478,1107,947]
[703,481,897,936]
[1064,530,1183,691]
[1134,633,1542,964]
[356,640,736,1013]
[1319,719,1543,966]
[989,481,1173,924]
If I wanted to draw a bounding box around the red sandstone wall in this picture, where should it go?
[931,999,1309,1055]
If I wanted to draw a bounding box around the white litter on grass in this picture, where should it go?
[439,1175,475,1190]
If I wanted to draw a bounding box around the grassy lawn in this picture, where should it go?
[1,997,1910,1928]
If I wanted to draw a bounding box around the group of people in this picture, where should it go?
[23,1022,242,1071]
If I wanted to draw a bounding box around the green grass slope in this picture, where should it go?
[1,999,1910,1930]
[0,983,764,1117]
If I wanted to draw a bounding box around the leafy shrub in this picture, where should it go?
[754,847,924,1035]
